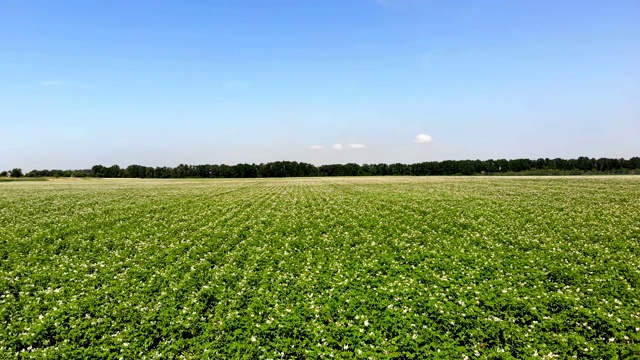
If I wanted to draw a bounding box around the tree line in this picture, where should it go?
[5,157,640,179]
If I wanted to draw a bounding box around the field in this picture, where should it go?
[1,177,639,359]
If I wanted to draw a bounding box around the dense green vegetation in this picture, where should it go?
[1,177,639,359]
[11,156,640,179]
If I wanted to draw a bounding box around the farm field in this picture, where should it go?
[1,177,639,359]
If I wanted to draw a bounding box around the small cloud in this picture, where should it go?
[42,80,87,88]
[348,144,365,149]
[414,133,433,143]
[308,145,323,150]
[333,143,344,150]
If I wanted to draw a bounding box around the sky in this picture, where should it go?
[1,0,639,170]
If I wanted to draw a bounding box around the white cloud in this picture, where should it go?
[414,133,433,143]
[333,143,344,150]
[308,145,323,150]
[348,144,365,149]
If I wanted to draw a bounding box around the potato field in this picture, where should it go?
[1,177,639,359]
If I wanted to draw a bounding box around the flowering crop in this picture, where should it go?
[1,177,639,359]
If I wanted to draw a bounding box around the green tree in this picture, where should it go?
[92,165,108,177]
[10,168,23,178]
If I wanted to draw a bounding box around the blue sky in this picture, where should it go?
[1,0,639,170]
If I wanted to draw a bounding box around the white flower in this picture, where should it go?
[251,336,256,342]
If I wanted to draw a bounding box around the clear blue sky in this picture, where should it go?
[1,0,639,170]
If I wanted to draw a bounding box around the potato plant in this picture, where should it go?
[1,177,639,359]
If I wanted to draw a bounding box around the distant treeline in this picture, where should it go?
[6,157,640,179]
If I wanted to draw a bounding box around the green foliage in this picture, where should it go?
[1,177,639,358]
[10,168,22,178]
